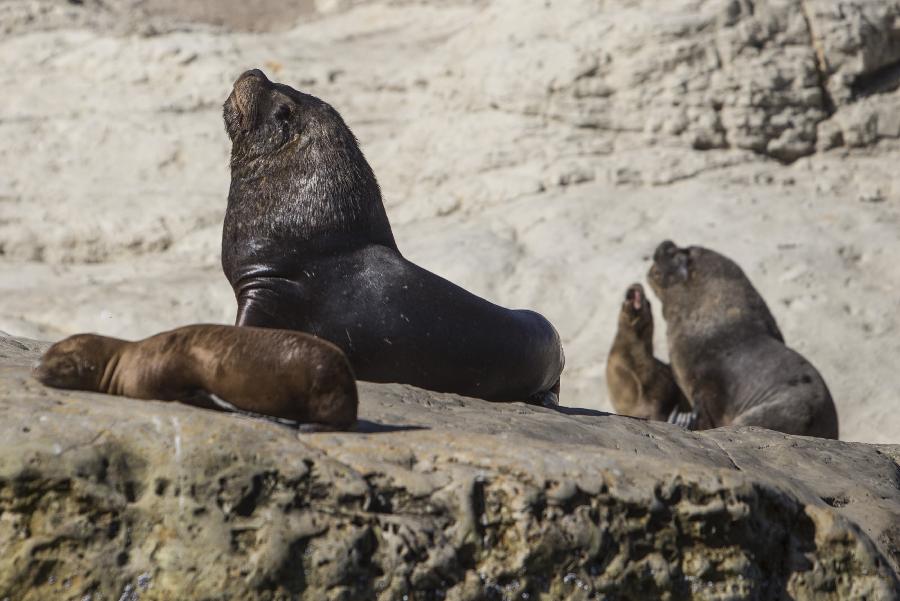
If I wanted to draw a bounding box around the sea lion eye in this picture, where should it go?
[55,357,77,375]
[274,104,292,121]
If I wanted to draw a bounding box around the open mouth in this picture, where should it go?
[625,283,644,311]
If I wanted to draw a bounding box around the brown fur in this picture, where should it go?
[648,241,839,439]
[606,283,689,420]
[33,324,358,429]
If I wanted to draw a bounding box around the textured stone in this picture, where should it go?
[0,335,898,600]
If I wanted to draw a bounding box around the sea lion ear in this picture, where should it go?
[274,103,292,121]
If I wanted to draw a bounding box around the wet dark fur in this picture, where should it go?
[221,70,564,402]
[648,241,839,439]
[606,283,689,420]
[33,324,358,429]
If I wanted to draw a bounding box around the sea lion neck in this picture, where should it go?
[616,310,653,352]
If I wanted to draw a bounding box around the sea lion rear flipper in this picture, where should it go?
[526,379,560,409]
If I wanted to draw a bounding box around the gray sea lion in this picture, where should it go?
[32,324,358,429]
[606,283,690,421]
[220,68,564,404]
[648,241,839,439]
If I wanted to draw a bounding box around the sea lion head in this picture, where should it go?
[224,69,308,154]
[649,240,748,298]
[223,68,364,171]
[221,68,391,250]
[33,334,123,391]
[648,240,782,339]
[619,283,654,344]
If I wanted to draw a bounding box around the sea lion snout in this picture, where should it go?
[620,283,652,334]
[33,347,89,389]
[236,68,269,85]
[625,283,645,310]
[653,240,680,264]
[228,68,272,134]
[649,240,690,289]
[32,355,75,386]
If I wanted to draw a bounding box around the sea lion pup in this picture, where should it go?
[648,241,839,439]
[606,283,690,420]
[220,68,564,405]
[32,324,358,430]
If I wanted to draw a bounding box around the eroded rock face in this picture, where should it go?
[1,336,897,600]
[3,0,900,444]
[422,0,900,166]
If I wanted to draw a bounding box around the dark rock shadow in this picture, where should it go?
[548,406,613,418]
[352,420,429,434]
[851,59,900,99]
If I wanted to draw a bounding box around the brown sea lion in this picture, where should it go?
[32,324,358,430]
[606,283,690,421]
[648,241,839,439]
[220,68,564,405]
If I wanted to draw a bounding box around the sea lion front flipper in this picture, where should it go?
[194,392,349,433]
[191,391,304,428]
[667,408,697,430]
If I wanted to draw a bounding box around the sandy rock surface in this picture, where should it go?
[0,335,898,600]
[1,0,900,443]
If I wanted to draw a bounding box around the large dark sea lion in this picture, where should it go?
[33,324,358,429]
[648,241,839,439]
[606,283,689,421]
[220,69,564,404]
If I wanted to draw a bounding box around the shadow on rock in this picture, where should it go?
[353,420,429,434]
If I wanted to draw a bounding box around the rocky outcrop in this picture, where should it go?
[1,335,898,600]
[446,0,900,163]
